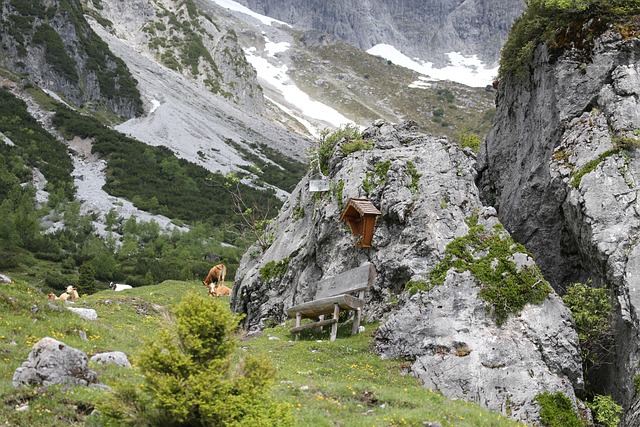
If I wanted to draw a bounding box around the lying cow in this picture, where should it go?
[207,283,231,297]
[110,282,133,291]
[203,264,230,297]
[52,286,78,301]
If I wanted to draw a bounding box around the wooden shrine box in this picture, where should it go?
[339,198,382,248]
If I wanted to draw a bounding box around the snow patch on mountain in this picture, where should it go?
[212,0,498,89]
[243,39,355,136]
[367,44,498,88]
[209,0,290,26]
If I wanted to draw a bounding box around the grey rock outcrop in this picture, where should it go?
[231,120,583,424]
[90,351,132,368]
[13,337,99,388]
[477,27,640,423]
[66,307,98,320]
[0,273,11,283]
[234,0,524,67]
[377,271,581,423]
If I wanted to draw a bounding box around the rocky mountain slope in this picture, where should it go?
[477,21,640,424]
[11,0,630,423]
[0,0,143,119]
[234,0,525,67]
[230,120,584,424]
[0,0,502,242]
[199,0,497,140]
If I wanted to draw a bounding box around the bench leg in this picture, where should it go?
[330,303,340,342]
[318,315,325,332]
[352,307,362,335]
[295,312,301,341]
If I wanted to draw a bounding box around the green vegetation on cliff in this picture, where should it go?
[0,88,74,201]
[500,0,640,79]
[427,215,551,325]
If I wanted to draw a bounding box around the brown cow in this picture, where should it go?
[203,264,227,296]
[206,283,231,297]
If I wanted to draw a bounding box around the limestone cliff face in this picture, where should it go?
[0,0,143,119]
[231,121,583,424]
[477,29,640,423]
[234,0,524,67]
[91,0,264,111]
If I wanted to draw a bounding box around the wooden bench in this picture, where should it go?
[286,263,376,341]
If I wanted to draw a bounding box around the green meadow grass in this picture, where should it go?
[0,279,526,426]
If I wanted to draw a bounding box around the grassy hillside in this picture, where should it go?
[0,278,526,426]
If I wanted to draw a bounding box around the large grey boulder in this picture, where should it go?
[376,270,581,424]
[477,27,640,422]
[232,120,482,329]
[231,120,583,424]
[13,337,99,388]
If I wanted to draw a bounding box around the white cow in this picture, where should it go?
[109,282,133,291]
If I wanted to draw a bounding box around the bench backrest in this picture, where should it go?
[315,263,376,299]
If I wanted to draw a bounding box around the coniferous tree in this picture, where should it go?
[78,263,96,295]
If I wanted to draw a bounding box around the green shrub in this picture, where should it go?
[570,149,620,188]
[457,131,482,153]
[312,124,366,175]
[405,161,422,193]
[562,282,613,382]
[500,0,640,79]
[260,258,289,282]
[429,216,551,325]
[436,88,456,103]
[341,139,373,155]
[404,279,435,296]
[96,292,292,426]
[77,263,96,295]
[334,179,345,211]
[363,160,391,196]
[588,394,622,427]
[535,392,582,427]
